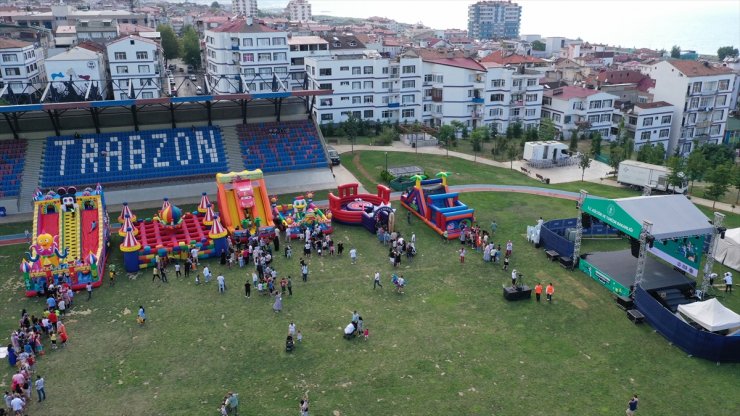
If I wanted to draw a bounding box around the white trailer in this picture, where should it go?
[617,160,687,194]
[523,141,570,161]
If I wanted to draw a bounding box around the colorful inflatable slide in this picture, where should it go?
[328,183,395,233]
[400,173,474,239]
[216,170,275,237]
[20,185,109,296]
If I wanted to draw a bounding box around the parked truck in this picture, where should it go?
[617,160,688,194]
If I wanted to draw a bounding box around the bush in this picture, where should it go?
[379,170,394,183]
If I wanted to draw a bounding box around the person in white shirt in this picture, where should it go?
[10,394,25,414]
[373,272,382,289]
[217,274,226,293]
[350,248,358,264]
[511,269,518,287]
[724,272,733,293]
[288,322,296,336]
[203,266,212,283]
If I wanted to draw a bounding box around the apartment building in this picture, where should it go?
[106,35,164,100]
[287,36,329,90]
[45,43,108,100]
[542,85,618,140]
[617,101,675,150]
[0,38,45,100]
[467,1,521,40]
[285,0,312,22]
[481,62,544,133]
[204,18,290,94]
[646,60,735,155]
[306,51,423,124]
[233,0,259,17]
[421,56,487,128]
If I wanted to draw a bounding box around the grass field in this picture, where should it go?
[2,189,739,415]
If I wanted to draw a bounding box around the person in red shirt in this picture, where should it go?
[534,283,543,302]
[546,283,555,302]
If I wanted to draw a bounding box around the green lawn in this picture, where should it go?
[1,192,739,415]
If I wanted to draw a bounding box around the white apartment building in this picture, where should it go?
[205,19,290,94]
[233,0,259,17]
[288,36,330,90]
[285,0,312,22]
[467,1,522,40]
[617,101,675,150]
[482,62,544,132]
[106,35,164,100]
[306,52,423,124]
[0,38,45,99]
[45,44,108,99]
[542,85,618,140]
[421,57,487,128]
[646,60,735,155]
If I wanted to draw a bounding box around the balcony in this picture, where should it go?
[471,97,485,104]
[471,111,483,119]
[388,102,400,108]
[510,99,523,106]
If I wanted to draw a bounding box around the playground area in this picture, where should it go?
[1,149,739,415]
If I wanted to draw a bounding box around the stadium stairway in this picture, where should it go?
[221,126,246,173]
[17,139,44,213]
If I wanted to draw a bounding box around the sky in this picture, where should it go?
[250,0,740,54]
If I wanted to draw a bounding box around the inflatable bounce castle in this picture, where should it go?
[328,183,395,234]
[20,185,110,296]
[215,170,275,238]
[400,173,474,239]
[272,191,333,239]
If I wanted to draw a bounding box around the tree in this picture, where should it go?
[717,46,739,61]
[609,144,625,172]
[665,156,686,193]
[578,154,592,181]
[568,130,578,151]
[437,124,456,155]
[157,24,180,60]
[471,126,490,143]
[211,1,221,8]
[670,45,681,59]
[506,143,518,169]
[538,118,556,141]
[375,126,398,145]
[731,164,740,205]
[704,164,732,208]
[590,132,602,156]
[180,26,202,69]
[532,40,545,51]
[636,142,666,165]
[344,115,360,152]
[525,126,539,142]
[695,143,734,166]
[685,149,708,192]
[511,122,523,140]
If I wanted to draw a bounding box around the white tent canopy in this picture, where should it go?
[713,227,740,272]
[677,298,740,332]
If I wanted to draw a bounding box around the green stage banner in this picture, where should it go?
[581,197,642,239]
[648,236,705,277]
[579,258,631,297]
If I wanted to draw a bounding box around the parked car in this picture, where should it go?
[187,65,195,73]
[168,64,176,70]
[189,74,197,81]
[327,146,340,165]
[169,78,176,86]
[195,86,203,95]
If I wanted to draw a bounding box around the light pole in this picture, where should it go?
[385,151,388,173]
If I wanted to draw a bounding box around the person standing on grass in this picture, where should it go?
[174,262,181,278]
[137,306,146,325]
[724,272,733,293]
[217,274,226,294]
[626,394,638,416]
[86,281,93,300]
[273,294,283,313]
[34,376,45,402]
[490,220,497,235]
[24,229,30,243]
[301,263,309,282]
[350,247,358,264]
[503,256,510,271]
[534,283,543,302]
[184,258,191,279]
[506,240,513,257]
[287,276,293,296]
[245,280,251,298]
[160,265,168,283]
[203,266,212,283]
[546,283,555,302]
[288,322,296,337]
[374,272,382,289]
[459,247,466,263]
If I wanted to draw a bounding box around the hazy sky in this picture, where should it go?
[254,0,740,54]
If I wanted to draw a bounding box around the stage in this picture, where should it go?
[579,250,696,297]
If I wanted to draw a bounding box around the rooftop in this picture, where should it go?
[424,57,485,71]
[0,37,32,49]
[667,59,734,77]
[480,50,545,65]
[46,45,100,61]
[210,19,278,33]
[545,85,601,100]
[634,101,673,109]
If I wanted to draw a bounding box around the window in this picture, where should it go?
[402,95,415,104]
[273,52,287,61]
[572,101,583,110]
[589,100,602,109]
[424,89,432,98]
[363,81,373,89]
[525,108,536,117]
[543,96,552,106]
[1,54,18,62]
[319,83,332,90]
[242,38,253,46]
[243,53,254,62]
[257,38,270,46]
[341,97,350,102]
[321,113,333,121]
[352,67,361,75]
[642,117,653,127]
[425,74,434,83]
[541,110,550,119]
[402,80,415,88]
[564,115,571,124]
[718,79,730,91]
[716,95,727,106]
[364,110,373,118]
[243,68,255,76]
[139,79,152,86]
[136,51,148,59]
[512,79,522,87]
[490,79,505,88]
[659,129,669,138]
[259,67,272,76]
[600,114,611,122]
[511,108,521,117]
[340,81,349,86]
[4,67,20,76]
[525,94,538,102]
[142,92,153,98]
[363,66,373,74]
[712,110,723,121]
[114,52,126,60]
[319,68,332,76]
[381,81,391,89]
[588,115,600,123]
[402,65,415,74]
[689,97,699,109]
[661,115,671,124]
[527,78,537,86]
[383,67,390,75]
[352,81,361,90]
[691,82,702,93]
[274,67,287,75]
[699,97,714,108]
[352,96,361,104]
[340,66,349,71]
[116,66,129,74]
[490,93,504,102]
[710,124,721,135]
[138,65,150,73]
[364,95,373,103]
[640,131,651,141]
[272,37,286,45]
[489,108,503,116]
[402,109,415,118]
[602,99,613,108]
[320,98,333,106]
[382,110,393,118]
[258,53,271,62]
[687,113,697,124]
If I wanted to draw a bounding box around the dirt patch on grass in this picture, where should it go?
[351,153,377,186]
